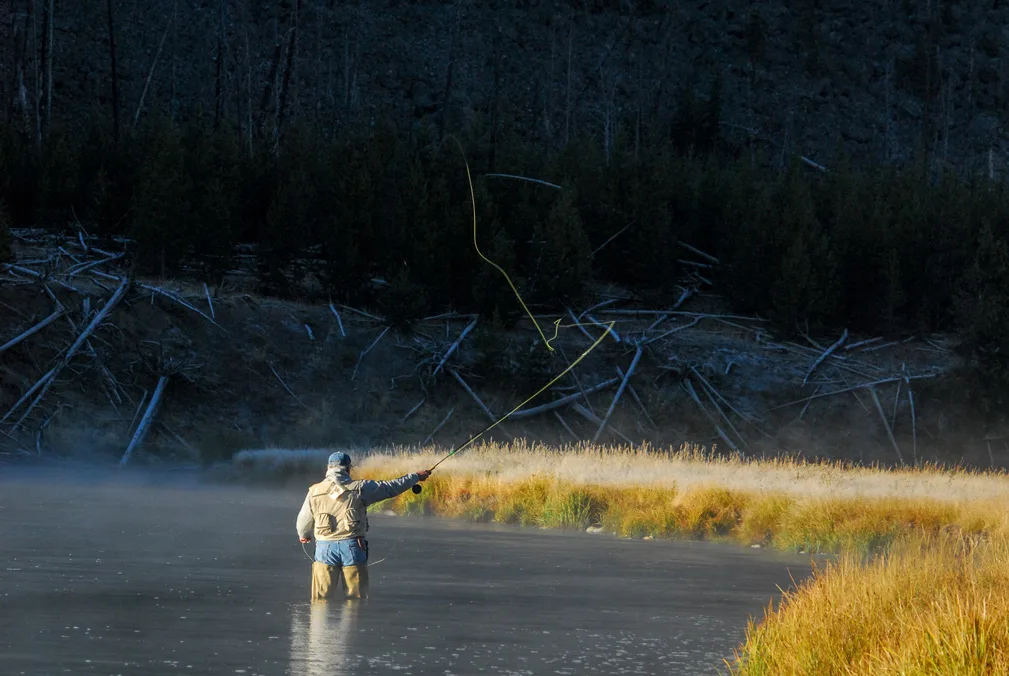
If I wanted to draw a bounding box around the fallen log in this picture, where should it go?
[351,326,390,380]
[401,398,425,422]
[509,377,620,420]
[570,402,633,445]
[421,407,455,447]
[616,366,655,428]
[593,345,643,443]
[66,252,124,277]
[577,298,620,319]
[769,373,938,410]
[12,278,130,428]
[676,241,720,265]
[802,329,848,385]
[645,316,702,344]
[683,378,740,454]
[449,368,496,423]
[204,283,216,320]
[869,385,904,465]
[843,337,882,351]
[328,302,346,338]
[586,315,620,343]
[120,376,168,467]
[92,270,223,329]
[567,307,596,342]
[432,317,478,379]
[906,377,917,464]
[696,374,749,452]
[0,307,64,355]
[553,411,579,441]
[269,362,308,409]
[0,367,57,425]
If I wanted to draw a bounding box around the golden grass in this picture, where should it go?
[347,441,1009,554]
[242,441,1009,672]
[726,534,1009,675]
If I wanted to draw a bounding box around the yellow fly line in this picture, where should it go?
[425,138,617,471]
[429,319,613,470]
[450,135,562,351]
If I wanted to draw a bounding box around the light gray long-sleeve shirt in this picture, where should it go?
[296,468,420,540]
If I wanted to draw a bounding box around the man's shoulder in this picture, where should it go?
[307,479,335,496]
[308,478,369,494]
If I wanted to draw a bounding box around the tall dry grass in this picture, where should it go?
[332,441,1009,554]
[236,441,1009,672]
[726,534,1009,675]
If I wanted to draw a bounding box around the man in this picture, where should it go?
[296,451,431,601]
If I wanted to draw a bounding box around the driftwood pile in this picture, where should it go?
[1,231,953,464]
[1,231,215,465]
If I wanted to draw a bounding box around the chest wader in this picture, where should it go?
[311,542,369,600]
[308,480,370,601]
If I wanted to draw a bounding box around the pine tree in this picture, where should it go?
[531,190,591,305]
[131,117,191,277]
[955,225,1009,412]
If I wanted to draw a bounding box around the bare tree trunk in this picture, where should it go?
[30,0,39,143]
[13,1,30,122]
[488,18,502,170]
[243,18,253,155]
[564,24,573,146]
[39,0,52,140]
[438,6,461,141]
[133,2,175,130]
[106,0,121,142]
[314,0,323,125]
[276,0,301,143]
[257,40,282,135]
[884,59,892,162]
[543,26,555,138]
[214,0,225,129]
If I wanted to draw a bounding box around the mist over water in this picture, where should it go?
[0,468,810,675]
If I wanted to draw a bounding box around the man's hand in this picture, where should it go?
[300,537,312,544]
[416,469,432,481]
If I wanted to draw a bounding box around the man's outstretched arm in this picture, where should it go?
[359,470,432,506]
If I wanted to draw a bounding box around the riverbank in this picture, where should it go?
[232,442,1009,674]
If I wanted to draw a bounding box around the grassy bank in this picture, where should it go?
[235,442,1009,673]
[328,442,1009,554]
[233,441,1009,552]
[726,535,1009,675]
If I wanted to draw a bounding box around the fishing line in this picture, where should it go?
[421,139,616,472]
[428,319,614,471]
[448,135,560,351]
[300,142,607,567]
[301,538,390,567]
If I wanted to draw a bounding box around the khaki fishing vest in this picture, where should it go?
[307,478,368,541]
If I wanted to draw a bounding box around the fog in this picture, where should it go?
[0,467,810,675]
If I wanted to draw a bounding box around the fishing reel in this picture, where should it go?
[412,484,422,494]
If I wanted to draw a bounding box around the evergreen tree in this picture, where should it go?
[531,190,592,305]
[131,117,191,277]
[956,225,1009,412]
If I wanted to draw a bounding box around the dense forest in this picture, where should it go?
[4,0,1009,405]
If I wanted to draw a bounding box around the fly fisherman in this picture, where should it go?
[296,451,431,601]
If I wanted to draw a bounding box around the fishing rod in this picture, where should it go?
[414,320,615,492]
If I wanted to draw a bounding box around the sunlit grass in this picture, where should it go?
[233,441,1009,552]
[726,534,1009,675]
[317,441,1009,555]
[234,440,1009,672]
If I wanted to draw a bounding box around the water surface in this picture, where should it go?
[0,469,810,675]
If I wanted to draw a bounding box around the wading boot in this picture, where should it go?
[341,564,369,599]
[311,562,339,601]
